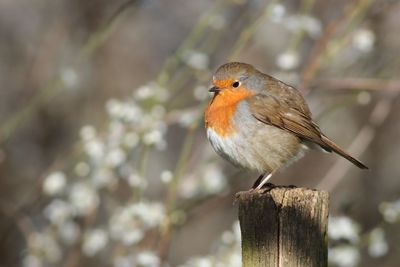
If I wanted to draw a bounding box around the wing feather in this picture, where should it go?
[247,94,331,150]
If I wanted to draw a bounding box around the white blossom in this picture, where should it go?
[183,50,209,70]
[227,253,242,267]
[84,139,105,160]
[131,202,165,227]
[42,172,67,196]
[201,164,227,194]
[368,227,388,257]
[23,254,43,267]
[69,182,99,215]
[109,202,166,245]
[143,129,163,146]
[180,177,198,199]
[82,229,108,256]
[106,99,142,122]
[178,110,199,128]
[221,230,235,244]
[80,125,97,141]
[106,148,126,167]
[135,84,157,100]
[151,105,166,120]
[276,51,300,70]
[329,245,360,267]
[137,250,160,267]
[379,200,400,223]
[106,99,123,117]
[180,221,241,267]
[357,91,371,105]
[221,221,241,245]
[181,257,213,267]
[112,221,144,246]
[60,67,78,89]
[160,170,173,184]
[123,104,143,122]
[284,15,322,37]
[92,168,115,188]
[127,172,147,189]
[44,199,74,225]
[180,164,227,198]
[194,85,208,101]
[232,221,241,242]
[113,255,135,267]
[353,28,375,52]
[133,83,169,102]
[269,3,286,23]
[123,132,139,148]
[109,121,126,146]
[328,216,360,243]
[28,232,62,263]
[58,221,80,245]
[75,161,90,177]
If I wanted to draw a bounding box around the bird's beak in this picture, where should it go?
[209,86,221,93]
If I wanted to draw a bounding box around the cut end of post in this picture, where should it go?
[237,185,329,267]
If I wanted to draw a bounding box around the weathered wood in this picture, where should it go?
[237,186,329,267]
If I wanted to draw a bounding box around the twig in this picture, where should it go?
[158,127,196,260]
[0,1,140,143]
[312,78,400,92]
[300,0,372,93]
[287,0,316,51]
[317,93,398,191]
[300,19,343,93]
[229,0,278,60]
[155,0,226,87]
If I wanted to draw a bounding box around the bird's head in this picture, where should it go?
[209,62,261,95]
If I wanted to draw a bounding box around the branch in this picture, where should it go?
[317,92,398,190]
[312,78,400,92]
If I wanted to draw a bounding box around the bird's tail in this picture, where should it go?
[321,135,368,169]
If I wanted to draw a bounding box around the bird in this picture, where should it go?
[204,62,368,190]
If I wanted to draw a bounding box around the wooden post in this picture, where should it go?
[237,186,329,267]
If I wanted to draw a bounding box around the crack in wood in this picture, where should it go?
[238,186,329,267]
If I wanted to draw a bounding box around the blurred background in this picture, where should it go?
[0,0,399,266]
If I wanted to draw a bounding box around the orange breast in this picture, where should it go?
[205,87,253,137]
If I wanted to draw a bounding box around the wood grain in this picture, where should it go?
[237,186,329,267]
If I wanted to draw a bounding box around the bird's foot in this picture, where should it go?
[251,174,264,189]
[249,182,276,193]
[254,172,274,190]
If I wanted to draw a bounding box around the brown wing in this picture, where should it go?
[263,74,312,118]
[247,93,329,150]
[246,93,368,169]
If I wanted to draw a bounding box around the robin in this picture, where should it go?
[204,62,368,190]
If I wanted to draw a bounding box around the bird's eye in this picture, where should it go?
[232,81,240,88]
